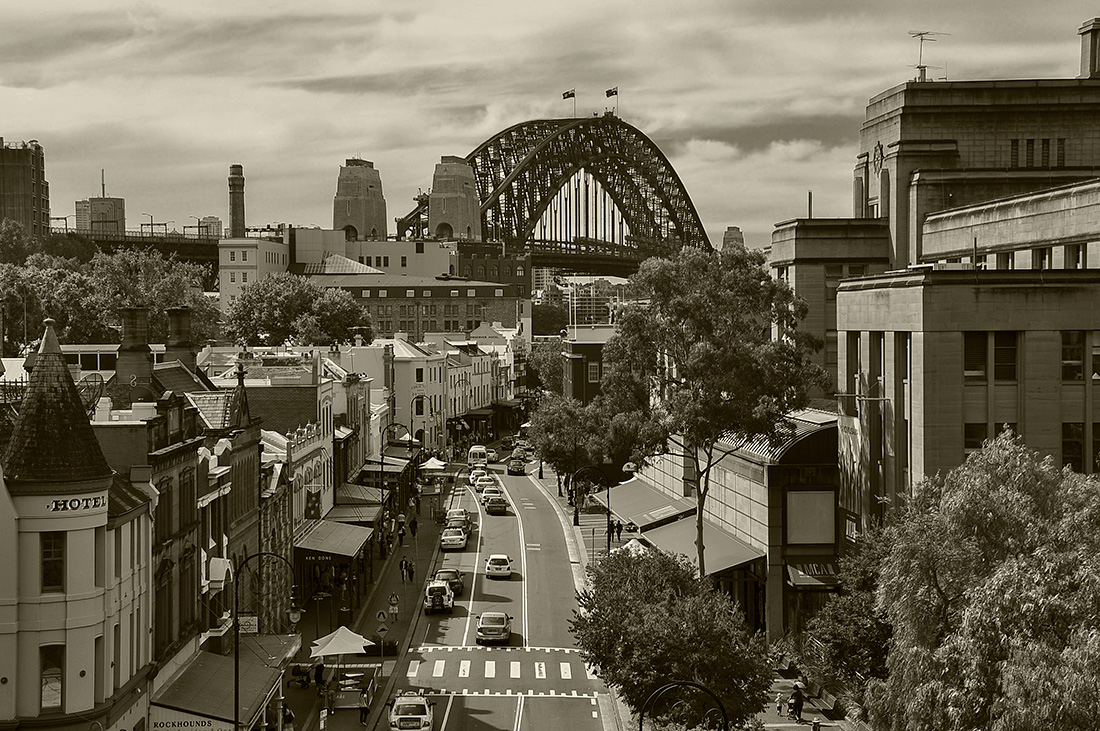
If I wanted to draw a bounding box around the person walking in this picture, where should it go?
[790,685,805,722]
[314,661,326,695]
[407,559,415,584]
[358,688,370,726]
[410,516,418,538]
[397,524,406,546]
[615,520,623,541]
[325,685,337,716]
[399,556,409,583]
[388,592,400,622]
[775,691,784,715]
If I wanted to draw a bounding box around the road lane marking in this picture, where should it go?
[525,543,541,551]
[459,660,470,677]
[560,662,571,679]
[433,660,445,677]
[406,660,420,677]
[512,694,525,731]
[534,662,546,679]
[511,661,521,678]
[485,660,496,678]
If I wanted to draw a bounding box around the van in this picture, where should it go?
[467,444,488,467]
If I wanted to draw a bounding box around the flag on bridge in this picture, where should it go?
[562,89,575,99]
[605,87,618,98]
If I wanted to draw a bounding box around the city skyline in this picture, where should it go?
[2,1,1097,247]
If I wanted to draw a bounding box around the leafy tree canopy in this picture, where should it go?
[526,337,563,395]
[532,301,568,335]
[866,431,1100,731]
[224,272,371,347]
[571,547,772,728]
[526,393,598,479]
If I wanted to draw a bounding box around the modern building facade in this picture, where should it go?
[0,137,49,236]
[75,197,126,234]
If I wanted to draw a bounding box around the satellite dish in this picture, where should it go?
[76,373,105,417]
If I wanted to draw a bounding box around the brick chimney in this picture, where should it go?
[115,307,155,402]
[228,164,246,238]
[164,307,196,371]
[1079,18,1100,78]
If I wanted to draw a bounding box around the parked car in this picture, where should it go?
[388,691,434,730]
[485,554,513,578]
[433,568,465,596]
[485,496,509,515]
[480,485,504,505]
[440,527,468,550]
[423,580,455,614]
[475,611,513,645]
[486,448,498,462]
[506,457,526,476]
[501,435,516,449]
[474,475,496,493]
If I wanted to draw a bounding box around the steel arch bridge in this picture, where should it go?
[396,114,711,277]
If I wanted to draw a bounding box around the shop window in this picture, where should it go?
[1063,423,1085,472]
[1062,331,1085,380]
[1066,244,1082,270]
[963,332,987,382]
[41,532,65,593]
[40,645,64,710]
[994,332,1017,381]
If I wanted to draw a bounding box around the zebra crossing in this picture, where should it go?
[403,646,600,694]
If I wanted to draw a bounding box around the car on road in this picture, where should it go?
[473,475,496,493]
[467,468,488,486]
[480,485,504,505]
[475,611,513,645]
[485,554,513,578]
[506,456,526,475]
[486,448,498,462]
[433,567,465,596]
[440,527,468,550]
[485,496,509,515]
[423,580,455,614]
[445,507,473,530]
[467,444,488,468]
[388,690,434,730]
[501,435,516,449]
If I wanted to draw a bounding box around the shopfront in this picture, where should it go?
[294,521,372,636]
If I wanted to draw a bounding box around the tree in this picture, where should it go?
[571,547,772,728]
[865,431,1100,731]
[224,273,320,346]
[292,287,372,346]
[0,219,34,264]
[532,301,568,335]
[526,337,563,395]
[526,393,597,486]
[602,245,826,574]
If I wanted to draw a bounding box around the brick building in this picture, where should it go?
[0,137,49,236]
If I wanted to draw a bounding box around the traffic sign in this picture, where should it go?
[377,623,389,637]
[376,610,387,622]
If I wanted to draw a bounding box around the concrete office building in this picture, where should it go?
[75,197,126,234]
[333,158,387,240]
[0,138,49,236]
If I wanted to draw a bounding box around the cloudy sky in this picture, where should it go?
[3,1,1098,248]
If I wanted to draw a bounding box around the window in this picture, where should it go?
[383,256,390,267]
[379,290,387,298]
[415,368,424,383]
[415,242,424,254]
[41,532,65,592]
[516,266,525,276]
[1062,331,1085,380]
[230,272,236,283]
[1041,138,1051,167]
[401,256,407,268]
[1025,138,1035,167]
[588,362,600,383]
[495,288,503,297]
[40,645,64,710]
[1010,139,1020,167]
[362,290,370,298]
[964,423,987,453]
[963,332,987,382]
[848,264,865,277]
[242,250,247,262]
[1066,244,1083,269]
[451,290,459,297]
[229,251,235,261]
[1063,423,1085,472]
[414,399,424,416]
[467,289,476,297]
[375,257,382,267]
[1058,138,1067,167]
[1032,247,1051,270]
[406,290,415,297]
[241,272,247,283]
[994,332,1017,381]
[996,252,1014,270]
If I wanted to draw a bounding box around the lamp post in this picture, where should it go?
[637,680,728,731]
[233,552,301,731]
[570,465,607,528]
[141,212,153,236]
[378,421,412,520]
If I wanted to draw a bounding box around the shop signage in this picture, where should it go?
[151,706,232,731]
[46,495,106,512]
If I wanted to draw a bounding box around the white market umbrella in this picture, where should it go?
[310,625,374,658]
[612,538,649,556]
[421,457,447,471]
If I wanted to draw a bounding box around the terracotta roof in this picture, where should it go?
[2,320,112,487]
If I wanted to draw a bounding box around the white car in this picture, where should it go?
[388,691,434,731]
[485,554,513,578]
[475,611,513,645]
[474,475,496,493]
[467,468,488,486]
[486,448,499,462]
[440,527,468,550]
[480,485,504,504]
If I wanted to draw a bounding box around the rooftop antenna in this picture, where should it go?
[909,30,950,81]
[101,169,106,197]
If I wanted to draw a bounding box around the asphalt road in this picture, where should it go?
[383,463,614,731]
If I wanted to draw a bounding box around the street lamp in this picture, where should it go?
[141,212,153,236]
[570,465,607,528]
[233,552,301,731]
[638,680,728,731]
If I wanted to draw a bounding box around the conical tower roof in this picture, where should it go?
[2,319,112,490]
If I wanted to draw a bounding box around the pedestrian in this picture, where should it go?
[397,524,406,546]
[616,520,623,541]
[415,494,421,515]
[410,517,418,538]
[388,592,400,621]
[397,512,406,529]
[399,556,409,583]
[313,662,326,694]
[325,685,337,716]
[407,559,415,584]
[775,691,783,715]
[282,703,295,731]
[358,688,370,725]
[791,685,804,722]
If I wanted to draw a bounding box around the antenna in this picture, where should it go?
[908,30,950,82]
[101,169,105,197]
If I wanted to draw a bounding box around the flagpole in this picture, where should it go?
[573,94,576,119]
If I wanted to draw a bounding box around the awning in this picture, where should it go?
[294,520,372,557]
[334,426,355,441]
[493,398,522,408]
[467,408,494,418]
[642,517,765,576]
[151,650,283,730]
[589,476,696,531]
[337,483,387,504]
[325,505,382,525]
[787,562,840,588]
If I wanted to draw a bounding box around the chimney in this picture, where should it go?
[1079,18,1100,78]
[228,164,246,238]
[165,307,196,371]
[115,307,155,402]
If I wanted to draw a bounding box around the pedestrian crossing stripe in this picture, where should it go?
[526,543,542,551]
[414,645,579,653]
[422,691,600,698]
[405,658,598,682]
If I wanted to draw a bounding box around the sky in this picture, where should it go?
[3,0,1099,249]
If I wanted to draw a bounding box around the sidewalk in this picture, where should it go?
[285,473,456,731]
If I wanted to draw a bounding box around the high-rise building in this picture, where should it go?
[75,197,126,233]
[333,158,387,240]
[0,137,49,236]
[199,215,222,238]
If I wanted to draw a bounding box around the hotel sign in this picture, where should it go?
[46,496,107,512]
